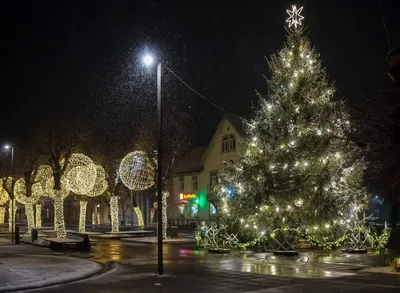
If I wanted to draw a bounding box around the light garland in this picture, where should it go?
[119,151,155,191]
[162,191,169,239]
[134,206,144,227]
[24,198,35,236]
[53,189,66,238]
[8,199,16,232]
[14,178,43,235]
[35,204,42,228]
[35,165,53,195]
[0,207,5,224]
[62,153,97,195]
[79,164,108,232]
[79,200,87,233]
[110,196,119,233]
[0,183,9,206]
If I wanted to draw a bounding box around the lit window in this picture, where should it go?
[192,175,198,191]
[191,204,198,218]
[210,204,217,216]
[179,176,184,192]
[178,204,185,217]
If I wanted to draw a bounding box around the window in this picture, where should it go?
[179,176,184,192]
[210,171,218,187]
[178,204,185,217]
[210,203,217,216]
[192,175,198,191]
[229,135,236,151]
[222,134,236,152]
[191,204,198,218]
[222,137,229,152]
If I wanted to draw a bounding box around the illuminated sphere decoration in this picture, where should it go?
[0,184,9,206]
[45,178,70,199]
[35,165,53,193]
[62,153,97,195]
[14,178,42,204]
[119,151,155,191]
[86,165,108,197]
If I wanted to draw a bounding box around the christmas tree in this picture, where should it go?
[218,6,368,248]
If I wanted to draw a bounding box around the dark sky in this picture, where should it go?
[1,0,400,147]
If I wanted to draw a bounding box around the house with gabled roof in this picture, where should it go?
[168,114,245,224]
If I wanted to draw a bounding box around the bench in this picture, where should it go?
[45,232,91,251]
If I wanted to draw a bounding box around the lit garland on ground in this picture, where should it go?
[162,191,169,239]
[62,154,97,195]
[110,196,119,233]
[79,201,87,232]
[35,204,42,228]
[8,199,16,232]
[0,207,5,224]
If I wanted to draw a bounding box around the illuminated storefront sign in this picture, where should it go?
[179,193,196,200]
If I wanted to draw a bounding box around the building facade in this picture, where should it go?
[168,115,244,224]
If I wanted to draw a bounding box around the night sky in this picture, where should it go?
[1,0,400,147]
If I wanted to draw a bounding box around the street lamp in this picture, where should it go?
[3,145,14,242]
[143,54,163,276]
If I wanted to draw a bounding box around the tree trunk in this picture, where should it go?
[8,199,16,232]
[0,207,5,224]
[54,191,66,238]
[25,198,35,236]
[79,200,87,233]
[110,196,119,233]
[131,192,144,227]
[35,204,42,228]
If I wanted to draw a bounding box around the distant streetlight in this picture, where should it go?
[143,54,163,276]
[143,55,154,67]
[3,145,14,243]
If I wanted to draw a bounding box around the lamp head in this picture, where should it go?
[143,55,154,66]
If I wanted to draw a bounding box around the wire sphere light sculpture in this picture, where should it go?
[119,151,155,191]
[14,178,42,204]
[86,164,108,197]
[0,184,9,206]
[62,153,97,195]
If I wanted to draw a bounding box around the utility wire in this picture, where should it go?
[378,0,391,51]
[165,66,241,119]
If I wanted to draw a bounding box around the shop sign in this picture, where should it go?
[179,193,196,200]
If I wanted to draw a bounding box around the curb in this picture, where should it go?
[0,259,107,293]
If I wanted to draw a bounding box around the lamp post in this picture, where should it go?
[143,54,163,276]
[4,145,14,242]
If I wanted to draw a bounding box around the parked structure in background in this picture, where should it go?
[168,114,245,226]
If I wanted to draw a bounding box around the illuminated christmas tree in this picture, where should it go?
[218,6,369,248]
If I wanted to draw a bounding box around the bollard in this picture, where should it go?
[31,228,38,242]
[15,225,20,244]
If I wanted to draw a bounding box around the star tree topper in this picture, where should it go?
[286,5,304,29]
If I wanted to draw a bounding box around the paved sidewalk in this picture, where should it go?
[0,243,103,292]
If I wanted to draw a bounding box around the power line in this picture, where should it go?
[378,0,391,51]
[165,66,241,119]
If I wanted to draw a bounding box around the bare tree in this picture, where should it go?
[351,89,400,231]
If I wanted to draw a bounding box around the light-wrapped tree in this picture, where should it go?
[217,6,368,249]
[79,164,108,232]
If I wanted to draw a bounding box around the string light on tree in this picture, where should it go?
[62,154,97,195]
[35,204,42,228]
[110,196,119,233]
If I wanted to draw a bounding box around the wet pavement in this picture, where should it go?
[24,239,400,293]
